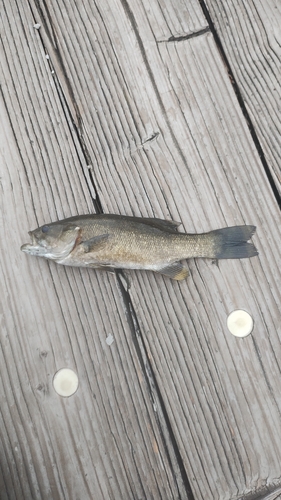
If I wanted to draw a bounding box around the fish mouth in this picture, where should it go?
[21,243,33,253]
[21,232,48,256]
[21,242,39,254]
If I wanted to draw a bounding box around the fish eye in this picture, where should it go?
[42,225,49,233]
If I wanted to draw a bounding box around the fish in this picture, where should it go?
[21,214,258,280]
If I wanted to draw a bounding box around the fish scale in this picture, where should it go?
[21,214,258,280]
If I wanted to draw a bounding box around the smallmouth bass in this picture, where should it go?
[21,214,258,280]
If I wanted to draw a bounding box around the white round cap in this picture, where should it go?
[53,368,79,397]
[227,310,254,338]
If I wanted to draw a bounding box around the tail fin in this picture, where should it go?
[213,225,258,260]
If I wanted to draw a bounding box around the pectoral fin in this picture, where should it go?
[157,262,189,280]
[82,233,112,253]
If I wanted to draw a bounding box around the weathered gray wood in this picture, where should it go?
[2,0,281,499]
[0,2,198,499]
[27,1,281,499]
[242,485,281,500]
[0,93,185,500]
[203,0,281,196]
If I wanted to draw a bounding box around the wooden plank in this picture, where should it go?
[127,0,208,41]
[26,1,281,499]
[0,2,195,499]
[203,0,281,196]
[2,0,281,499]
[0,98,185,500]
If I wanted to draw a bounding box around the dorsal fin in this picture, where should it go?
[130,216,181,233]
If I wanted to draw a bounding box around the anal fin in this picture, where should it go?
[88,264,115,272]
[157,262,189,280]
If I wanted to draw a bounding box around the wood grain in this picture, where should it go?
[28,1,281,498]
[0,1,198,499]
[203,0,281,196]
[1,0,281,499]
[0,94,186,500]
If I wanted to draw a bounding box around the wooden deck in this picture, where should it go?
[1,1,281,499]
